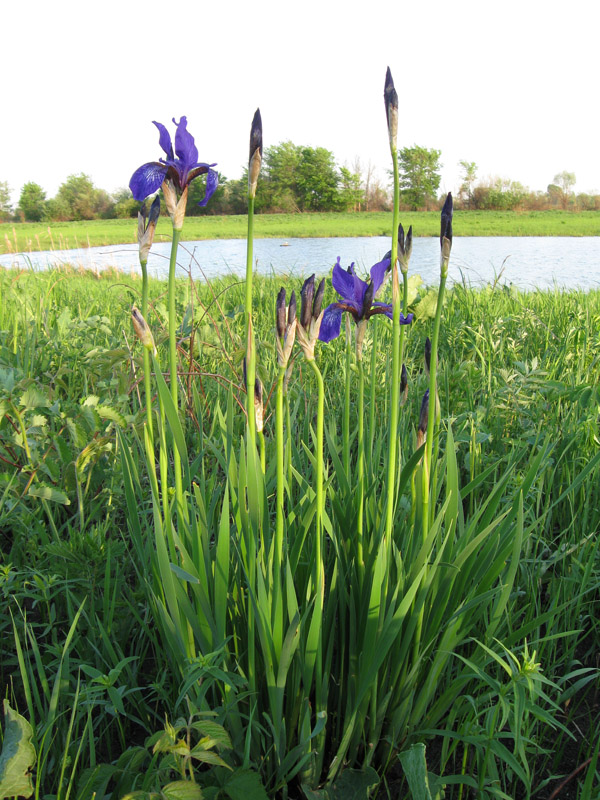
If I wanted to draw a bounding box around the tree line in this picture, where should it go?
[1,144,597,223]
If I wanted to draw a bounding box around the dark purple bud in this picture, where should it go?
[313,278,325,319]
[440,192,453,247]
[384,68,398,139]
[249,109,263,164]
[276,287,286,338]
[288,290,296,325]
[300,275,315,330]
[254,377,263,404]
[418,389,430,435]
[400,363,408,403]
[362,281,374,319]
[398,223,405,255]
[149,194,161,226]
[424,337,431,375]
[406,226,413,257]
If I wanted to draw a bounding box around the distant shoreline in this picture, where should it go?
[1,210,599,255]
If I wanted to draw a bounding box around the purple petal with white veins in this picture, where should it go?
[318,304,344,342]
[153,122,173,159]
[173,116,199,168]
[198,168,219,207]
[331,258,357,302]
[129,162,168,201]
[400,313,414,325]
[370,256,391,295]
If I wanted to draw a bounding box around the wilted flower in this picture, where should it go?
[248,109,263,199]
[137,195,160,264]
[319,256,413,359]
[129,117,218,230]
[276,287,297,368]
[131,306,157,355]
[296,275,325,361]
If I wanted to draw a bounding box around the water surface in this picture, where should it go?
[1,236,598,290]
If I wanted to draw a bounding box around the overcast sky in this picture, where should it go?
[3,0,598,207]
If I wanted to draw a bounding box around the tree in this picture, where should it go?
[295,147,341,211]
[398,145,442,209]
[339,165,364,212]
[54,173,109,220]
[551,171,576,209]
[458,160,477,208]
[18,182,47,221]
[0,181,12,220]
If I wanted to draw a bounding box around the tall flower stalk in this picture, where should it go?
[384,66,402,543]
[245,110,262,445]
[422,193,453,532]
[130,116,218,522]
[135,195,159,437]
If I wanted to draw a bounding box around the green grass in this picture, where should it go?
[0,266,599,799]
[1,209,600,255]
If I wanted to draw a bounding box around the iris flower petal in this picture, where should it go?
[331,258,357,301]
[152,122,174,159]
[198,169,219,207]
[129,162,168,202]
[370,256,391,295]
[318,304,344,342]
[173,116,199,168]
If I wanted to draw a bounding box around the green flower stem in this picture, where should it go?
[275,366,286,570]
[308,356,326,738]
[258,430,266,474]
[357,356,365,570]
[343,323,352,477]
[385,147,401,543]
[245,196,256,445]
[167,227,185,521]
[140,258,153,440]
[368,320,378,458]
[422,273,447,537]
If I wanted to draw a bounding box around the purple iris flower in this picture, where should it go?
[319,256,413,343]
[129,117,218,207]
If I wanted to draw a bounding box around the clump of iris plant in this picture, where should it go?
[129,117,218,230]
[319,256,413,361]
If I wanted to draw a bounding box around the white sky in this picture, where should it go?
[3,0,599,207]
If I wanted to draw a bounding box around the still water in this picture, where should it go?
[1,236,598,290]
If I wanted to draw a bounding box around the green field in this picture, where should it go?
[1,264,599,798]
[1,209,599,255]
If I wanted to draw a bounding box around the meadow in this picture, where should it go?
[2,209,600,256]
[1,262,599,799]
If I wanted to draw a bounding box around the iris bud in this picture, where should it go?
[424,337,432,375]
[248,109,263,199]
[362,281,374,319]
[400,363,408,406]
[288,290,297,325]
[384,67,399,151]
[313,278,325,319]
[276,287,286,339]
[131,306,157,355]
[417,389,430,449]
[137,195,161,263]
[300,275,315,330]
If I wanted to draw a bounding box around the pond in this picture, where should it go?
[1,236,599,290]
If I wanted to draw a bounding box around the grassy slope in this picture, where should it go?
[1,209,599,255]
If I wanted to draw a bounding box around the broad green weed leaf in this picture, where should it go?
[0,700,36,799]
[398,744,445,800]
[19,387,50,409]
[161,781,203,800]
[28,483,70,505]
[221,769,269,800]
